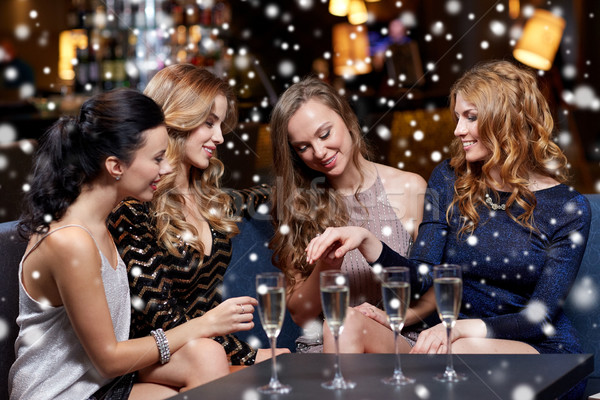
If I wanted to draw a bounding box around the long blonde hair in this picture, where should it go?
[144,63,239,256]
[448,60,568,236]
[269,76,372,287]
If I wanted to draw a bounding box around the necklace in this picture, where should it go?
[485,193,506,211]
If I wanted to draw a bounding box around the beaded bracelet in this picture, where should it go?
[150,328,171,364]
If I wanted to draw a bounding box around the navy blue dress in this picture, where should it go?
[374,160,591,354]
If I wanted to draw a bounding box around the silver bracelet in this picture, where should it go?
[150,328,171,364]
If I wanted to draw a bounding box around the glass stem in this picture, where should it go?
[334,331,343,381]
[393,329,402,377]
[445,325,454,374]
[269,335,278,386]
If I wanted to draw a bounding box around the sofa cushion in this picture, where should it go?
[0,221,27,398]
[223,212,302,352]
[565,194,600,379]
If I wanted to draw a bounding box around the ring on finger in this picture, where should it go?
[239,304,245,314]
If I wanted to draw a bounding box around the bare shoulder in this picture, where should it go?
[375,163,427,195]
[36,226,100,267]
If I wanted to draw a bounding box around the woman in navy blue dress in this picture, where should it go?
[305,60,591,356]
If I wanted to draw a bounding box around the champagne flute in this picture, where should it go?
[433,264,467,382]
[381,266,415,385]
[320,270,356,390]
[256,272,291,394]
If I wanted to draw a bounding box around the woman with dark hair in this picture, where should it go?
[10,89,258,400]
[268,76,434,353]
[305,60,591,357]
[108,64,287,372]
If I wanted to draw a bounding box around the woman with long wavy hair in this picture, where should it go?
[305,60,591,363]
[10,89,259,400]
[108,64,286,379]
[269,76,433,353]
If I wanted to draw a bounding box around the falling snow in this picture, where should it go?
[0,318,8,341]
[512,384,535,400]
[524,300,547,324]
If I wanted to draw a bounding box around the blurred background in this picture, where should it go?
[0,0,599,223]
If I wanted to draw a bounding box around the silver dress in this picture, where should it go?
[9,225,131,400]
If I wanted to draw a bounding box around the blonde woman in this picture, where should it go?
[108,65,286,379]
[305,60,591,365]
[269,76,434,353]
[10,89,255,400]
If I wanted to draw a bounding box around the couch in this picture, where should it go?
[1,194,599,399]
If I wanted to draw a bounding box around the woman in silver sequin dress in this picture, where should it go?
[269,76,436,354]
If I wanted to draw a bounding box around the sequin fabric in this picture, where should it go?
[341,172,412,307]
[107,186,270,366]
[373,160,592,354]
[9,225,131,400]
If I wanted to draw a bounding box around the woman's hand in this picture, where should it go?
[305,226,383,264]
[410,319,487,354]
[354,302,390,328]
[199,296,258,337]
[410,322,457,354]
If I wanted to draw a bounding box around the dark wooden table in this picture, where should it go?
[169,353,593,399]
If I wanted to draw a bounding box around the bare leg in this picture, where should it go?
[129,383,178,400]
[323,307,412,354]
[452,338,539,354]
[138,338,230,391]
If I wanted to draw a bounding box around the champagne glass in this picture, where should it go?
[320,270,356,390]
[256,272,291,394]
[381,266,415,385]
[433,264,467,382]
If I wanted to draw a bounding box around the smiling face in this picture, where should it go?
[287,99,354,178]
[182,94,228,171]
[453,93,490,163]
[121,125,172,202]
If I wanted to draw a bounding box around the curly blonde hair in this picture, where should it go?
[269,76,372,288]
[144,64,239,256]
[448,60,568,236]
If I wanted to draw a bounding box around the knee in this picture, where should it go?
[180,338,228,370]
[341,308,368,337]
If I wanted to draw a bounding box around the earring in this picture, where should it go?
[115,175,121,181]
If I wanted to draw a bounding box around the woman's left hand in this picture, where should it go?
[354,302,389,328]
[410,319,487,354]
[410,322,459,354]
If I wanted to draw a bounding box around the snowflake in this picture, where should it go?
[512,384,535,400]
[0,318,8,340]
[241,388,260,400]
[569,276,597,311]
[467,235,478,246]
[524,300,547,323]
[131,296,145,311]
[0,123,17,143]
[22,326,44,347]
[569,231,584,246]
[279,224,290,235]
[247,335,262,348]
[415,383,430,398]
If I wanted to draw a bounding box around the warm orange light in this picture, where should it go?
[348,0,368,25]
[513,9,565,71]
[332,23,372,76]
[508,0,520,19]
[59,29,88,81]
[329,0,349,17]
